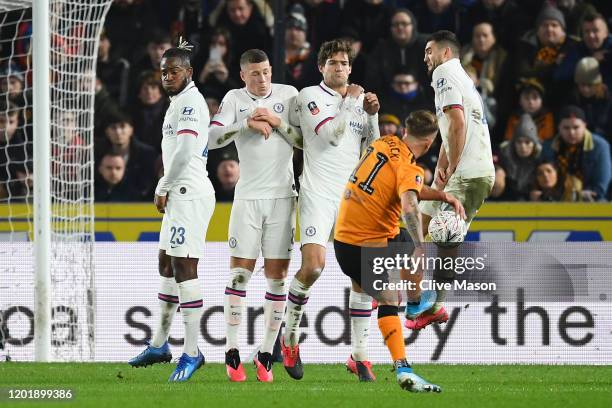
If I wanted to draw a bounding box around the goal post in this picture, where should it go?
[0,0,113,361]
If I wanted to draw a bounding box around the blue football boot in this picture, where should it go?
[395,360,442,393]
[128,341,172,367]
[168,350,205,382]
[405,289,437,320]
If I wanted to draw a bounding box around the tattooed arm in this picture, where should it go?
[400,190,424,248]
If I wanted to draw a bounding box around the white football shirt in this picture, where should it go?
[432,58,495,179]
[210,83,298,199]
[292,81,377,201]
[159,81,214,200]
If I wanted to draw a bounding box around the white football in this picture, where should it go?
[428,211,467,248]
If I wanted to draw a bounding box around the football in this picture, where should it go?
[428,210,467,248]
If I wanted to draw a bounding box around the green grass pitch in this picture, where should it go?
[0,363,610,408]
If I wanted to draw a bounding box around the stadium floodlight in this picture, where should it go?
[0,0,113,361]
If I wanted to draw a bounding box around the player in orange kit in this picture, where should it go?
[334,110,465,392]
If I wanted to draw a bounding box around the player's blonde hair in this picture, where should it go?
[405,110,438,138]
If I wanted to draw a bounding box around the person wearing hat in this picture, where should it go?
[568,57,612,139]
[541,105,611,201]
[499,113,542,200]
[214,150,240,202]
[285,5,311,89]
[98,112,158,200]
[516,5,579,107]
[504,77,555,142]
[378,113,401,137]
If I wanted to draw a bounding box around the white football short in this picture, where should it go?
[159,195,215,258]
[298,191,339,247]
[419,174,494,229]
[228,197,297,259]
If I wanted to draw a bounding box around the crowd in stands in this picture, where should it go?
[1,0,611,203]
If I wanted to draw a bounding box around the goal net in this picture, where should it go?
[0,0,113,361]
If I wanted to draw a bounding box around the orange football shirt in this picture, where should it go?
[334,135,424,245]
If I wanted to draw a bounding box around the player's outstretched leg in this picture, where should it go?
[223,267,252,382]
[346,289,375,382]
[377,304,442,393]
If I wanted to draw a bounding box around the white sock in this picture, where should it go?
[223,267,251,352]
[261,277,287,354]
[151,276,179,348]
[284,278,311,346]
[349,290,373,361]
[178,279,203,357]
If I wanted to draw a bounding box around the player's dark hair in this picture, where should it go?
[162,47,192,68]
[428,30,461,57]
[239,49,269,68]
[317,39,354,67]
[405,110,438,138]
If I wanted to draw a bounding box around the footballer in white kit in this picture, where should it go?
[407,30,495,331]
[128,40,215,383]
[281,39,381,381]
[208,49,302,383]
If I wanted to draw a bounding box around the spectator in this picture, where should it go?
[341,0,392,55]
[541,105,611,201]
[196,27,240,98]
[504,78,555,143]
[556,0,598,38]
[556,13,612,91]
[94,153,141,202]
[212,0,272,82]
[488,162,507,201]
[378,114,401,137]
[214,151,240,202]
[129,30,172,102]
[205,93,222,118]
[365,8,429,94]
[131,71,169,152]
[51,111,85,195]
[380,69,433,123]
[0,104,31,200]
[300,0,342,52]
[529,160,581,201]
[463,0,531,53]
[0,64,27,107]
[97,28,130,107]
[93,76,121,141]
[412,0,465,36]
[98,113,158,200]
[284,6,312,90]
[515,5,579,107]
[567,57,612,140]
[498,114,542,200]
[461,21,508,128]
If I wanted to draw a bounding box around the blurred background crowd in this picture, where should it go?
[1,0,611,203]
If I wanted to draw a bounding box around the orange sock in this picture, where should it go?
[377,315,406,361]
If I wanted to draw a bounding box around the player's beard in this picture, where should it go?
[165,76,190,96]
